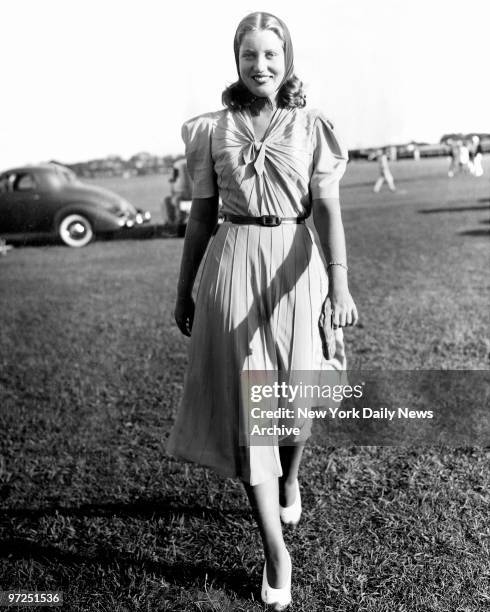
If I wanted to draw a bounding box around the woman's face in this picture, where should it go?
[238,29,285,101]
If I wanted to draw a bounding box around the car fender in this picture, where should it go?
[53,202,121,233]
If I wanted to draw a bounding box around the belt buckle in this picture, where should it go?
[259,215,281,227]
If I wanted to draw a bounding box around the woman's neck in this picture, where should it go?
[249,97,277,116]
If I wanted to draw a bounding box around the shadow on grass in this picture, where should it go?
[2,224,180,249]
[418,204,490,214]
[1,497,251,521]
[458,228,490,237]
[1,497,255,596]
[108,224,180,241]
[0,537,255,598]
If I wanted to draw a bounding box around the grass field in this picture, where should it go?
[0,157,489,611]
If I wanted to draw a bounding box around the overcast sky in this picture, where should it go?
[1,0,489,169]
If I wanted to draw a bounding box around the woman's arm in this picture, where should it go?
[174,195,219,336]
[312,196,358,328]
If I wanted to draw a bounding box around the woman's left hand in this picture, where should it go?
[174,294,195,337]
[329,289,359,328]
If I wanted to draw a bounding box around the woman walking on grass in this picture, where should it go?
[167,12,358,609]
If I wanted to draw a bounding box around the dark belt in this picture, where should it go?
[222,213,307,227]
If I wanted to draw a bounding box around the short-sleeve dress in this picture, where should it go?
[166,107,348,485]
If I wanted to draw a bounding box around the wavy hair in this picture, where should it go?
[222,12,306,113]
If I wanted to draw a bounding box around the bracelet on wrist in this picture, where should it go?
[327,261,348,271]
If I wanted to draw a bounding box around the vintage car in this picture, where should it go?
[0,163,151,247]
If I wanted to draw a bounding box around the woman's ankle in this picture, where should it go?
[264,546,291,587]
[265,542,288,561]
[279,478,297,506]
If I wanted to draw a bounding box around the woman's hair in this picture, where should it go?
[222,12,306,112]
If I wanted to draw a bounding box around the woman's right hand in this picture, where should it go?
[174,295,195,337]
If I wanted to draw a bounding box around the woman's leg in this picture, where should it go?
[243,479,290,587]
[278,444,305,507]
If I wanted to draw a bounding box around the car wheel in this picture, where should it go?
[58,214,94,247]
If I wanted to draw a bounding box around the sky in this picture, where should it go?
[1,0,489,169]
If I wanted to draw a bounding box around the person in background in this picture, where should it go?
[469,136,484,177]
[448,139,471,177]
[447,139,460,177]
[459,140,470,172]
[373,147,396,193]
[163,157,192,224]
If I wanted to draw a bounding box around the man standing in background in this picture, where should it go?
[373,148,396,193]
[164,156,192,224]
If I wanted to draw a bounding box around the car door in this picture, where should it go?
[0,172,19,232]
[6,172,45,233]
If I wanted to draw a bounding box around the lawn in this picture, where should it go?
[0,157,489,611]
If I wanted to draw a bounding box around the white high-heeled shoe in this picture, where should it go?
[279,479,302,526]
[261,551,292,610]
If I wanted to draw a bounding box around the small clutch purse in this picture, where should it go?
[318,297,336,360]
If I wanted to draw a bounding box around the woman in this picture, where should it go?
[167,12,358,609]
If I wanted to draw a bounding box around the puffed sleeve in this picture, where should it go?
[310,113,349,200]
[181,113,218,199]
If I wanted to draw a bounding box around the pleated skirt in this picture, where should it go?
[166,221,346,485]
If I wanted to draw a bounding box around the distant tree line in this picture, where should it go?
[65,152,178,178]
[61,133,490,176]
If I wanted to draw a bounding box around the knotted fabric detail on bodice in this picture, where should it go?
[241,139,269,176]
[233,110,299,180]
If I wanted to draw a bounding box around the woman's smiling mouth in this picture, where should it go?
[253,75,272,83]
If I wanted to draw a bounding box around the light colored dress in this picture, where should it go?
[166,107,348,485]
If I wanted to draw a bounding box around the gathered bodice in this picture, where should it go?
[182,107,348,218]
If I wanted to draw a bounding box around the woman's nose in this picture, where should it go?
[253,53,267,72]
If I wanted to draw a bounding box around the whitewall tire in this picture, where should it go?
[58,214,94,247]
